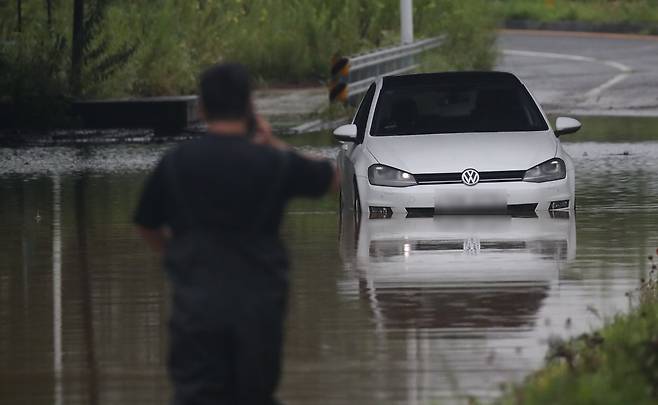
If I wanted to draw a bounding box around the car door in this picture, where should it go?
[338,83,376,209]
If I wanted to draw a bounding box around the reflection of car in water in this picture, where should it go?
[334,72,581,216]
[338,213,576,329]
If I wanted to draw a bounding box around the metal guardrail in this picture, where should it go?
[346,36,445,102]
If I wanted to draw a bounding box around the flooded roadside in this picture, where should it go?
[0,137,657,404]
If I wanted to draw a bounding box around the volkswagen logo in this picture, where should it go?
[463,237,481,255]
[461,169,480,186]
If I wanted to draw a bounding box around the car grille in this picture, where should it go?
[414,170,525,185]
[406,204,538,218]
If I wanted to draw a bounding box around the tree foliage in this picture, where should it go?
[0,0,499,126]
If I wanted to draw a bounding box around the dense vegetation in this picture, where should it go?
[498,254,658,405]
[501,0,658,27]
[0,0,498,127]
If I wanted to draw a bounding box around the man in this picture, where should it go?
[134,63,337,405]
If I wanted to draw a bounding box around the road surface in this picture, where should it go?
[498,29,658,116]
[257,29,658,129]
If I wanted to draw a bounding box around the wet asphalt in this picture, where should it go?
[1,141,658,404]
[498,30,658,116]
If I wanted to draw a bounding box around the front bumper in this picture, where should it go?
[359,177,573,214]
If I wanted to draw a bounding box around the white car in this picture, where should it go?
[336,213,576,330]
[339,213,576,288]
[334,72,580,217]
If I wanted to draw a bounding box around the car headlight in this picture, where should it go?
[368,164,417,187]
[523,158,566,183]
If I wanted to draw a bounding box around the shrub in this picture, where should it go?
[1,0,500,104]
[417,0,500,72]
[0,26,71,128]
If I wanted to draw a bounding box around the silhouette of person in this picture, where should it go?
[134,63,338,405]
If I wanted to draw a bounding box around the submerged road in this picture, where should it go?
[497,29,658,116]
[2,142,658,404]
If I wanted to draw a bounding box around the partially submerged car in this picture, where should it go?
[336,213,575,336]
[334,72,581,217]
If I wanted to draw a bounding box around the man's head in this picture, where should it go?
[199,63,252,123]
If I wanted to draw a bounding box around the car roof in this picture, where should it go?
[381,71,523,87]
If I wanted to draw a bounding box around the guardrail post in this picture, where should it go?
[329,55,350,104]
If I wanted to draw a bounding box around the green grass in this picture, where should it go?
[418,0,499,73]
[548,115,658,142]
[0,0,499,128]
[500,0,658,27]
[497,254,658,405]
[1,0,498,99]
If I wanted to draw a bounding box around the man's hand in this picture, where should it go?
[252,115,288,150]
[252,114,340,193]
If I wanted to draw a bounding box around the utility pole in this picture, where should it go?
[400,0,413,45]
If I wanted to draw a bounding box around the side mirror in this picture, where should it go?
[333,124,358,142]
[554,117,581,137]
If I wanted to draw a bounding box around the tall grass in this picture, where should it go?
[500,0,658,25]
[497,254,658,405]
[417,0,500,73]
[0,2,71,127]
[1,0,499,105]
[109,0,417,90]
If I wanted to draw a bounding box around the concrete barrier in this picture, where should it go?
[0,96,199,133]
[72,96,199,132]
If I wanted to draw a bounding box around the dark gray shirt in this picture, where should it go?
[134,135,334,236]
[134,135,334,320]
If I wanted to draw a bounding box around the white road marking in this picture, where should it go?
[502,49,632,101]
[603,60,632,72]
[584,72,630,100]
[503,49,598,63]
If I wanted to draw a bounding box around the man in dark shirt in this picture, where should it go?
[134,63,337,405]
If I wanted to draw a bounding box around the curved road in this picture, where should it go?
[498,29,658,116]
[259,29,658,127]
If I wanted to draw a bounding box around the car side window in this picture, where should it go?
[353,84,376,144]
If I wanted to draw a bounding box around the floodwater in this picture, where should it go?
[1,138,657,404]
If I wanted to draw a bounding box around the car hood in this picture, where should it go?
[365,131,558,173]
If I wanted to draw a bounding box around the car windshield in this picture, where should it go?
[371,73,549,136]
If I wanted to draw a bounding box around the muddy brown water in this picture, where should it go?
[1,140,657,404]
